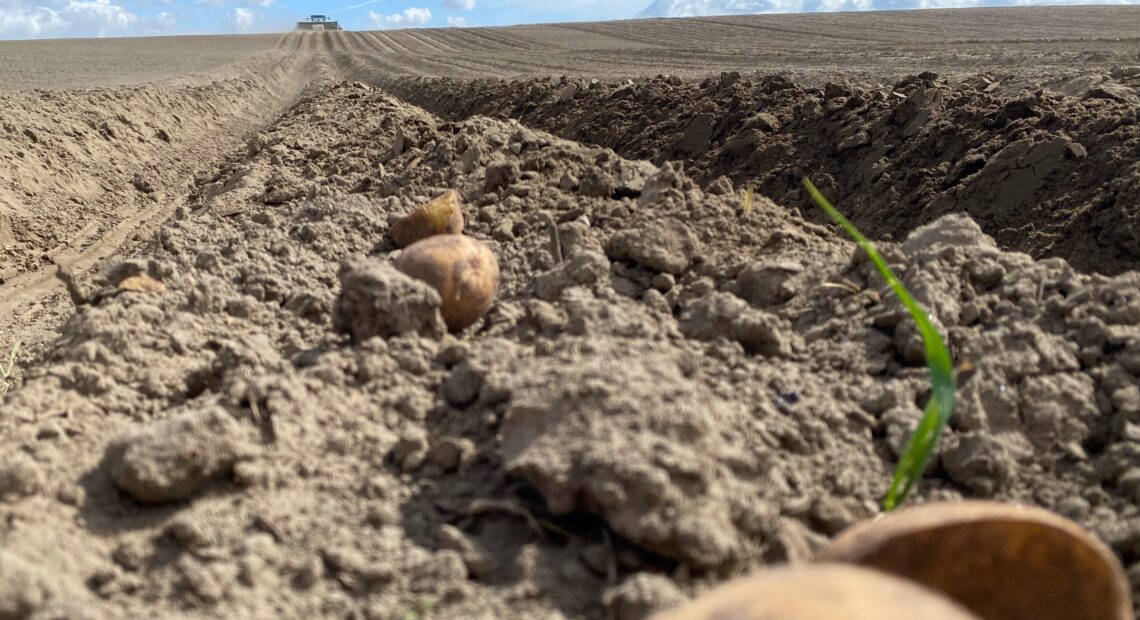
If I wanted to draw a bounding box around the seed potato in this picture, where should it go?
[389,189,464,248]
[393,234,500,332]
[819,501,1133,620]
[651,564,980,620]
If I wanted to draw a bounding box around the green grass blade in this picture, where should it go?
[802,179,955,511]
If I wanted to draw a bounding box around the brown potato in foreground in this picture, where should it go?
[388,189,464,248]
[651,564,980,620]
[393,234,500,332]
[818,501,1133,620]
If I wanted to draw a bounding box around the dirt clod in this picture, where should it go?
[0,454,43,501]
[485,159,521,193]
[603,573,686,620]
[333,259,447,341]
[680,292,799,356]
[502,343,771,570]
[608,219,699,275]
[0,552,49,620]
[101,407,253,503]
[437,524,493,579]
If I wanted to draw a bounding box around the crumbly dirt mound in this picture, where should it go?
[0,50,317,359]
[386,69,1140,275]
[1,80,1139,619]
[0,52,310,280]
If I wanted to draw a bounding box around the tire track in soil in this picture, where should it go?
[345,31,389,55]
[301,31,321,52]
[688,16,886,44]
[479,28,546,50]
[401,29,461,54]
[507,24,660,51]
[328,29,352,54]
[426,28,513,53]
[400,55,515,78]
[330,51,422,80]
[370,30,415,54]
[0,35,367,330]
[396,51,579,79]
[419,31,468,54]
[325,43,460,79]
[339,46,579,81]
[556,22,672,48]
[345,31,373,53]
[0,48,324,350]
[357,31,399,54]
[452,27,537,51]
[331,35,650,81]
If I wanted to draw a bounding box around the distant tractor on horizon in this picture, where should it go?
[296,14,341,31]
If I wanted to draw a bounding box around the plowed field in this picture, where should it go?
[1,7,1139,619]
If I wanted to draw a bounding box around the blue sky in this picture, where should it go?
[0,0,1135,39]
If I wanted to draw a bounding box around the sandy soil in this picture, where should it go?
[324,6,1140,82]
[387,68,1140,275]
[0,34,282,92]
[1,7,1139,619]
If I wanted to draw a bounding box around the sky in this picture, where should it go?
[0,0,1135,40]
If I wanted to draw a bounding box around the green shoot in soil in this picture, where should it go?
[0,341,21,398]
[401,597,437,620]
[803,178,955,511]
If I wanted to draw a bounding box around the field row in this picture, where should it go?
[2,6,1137,91]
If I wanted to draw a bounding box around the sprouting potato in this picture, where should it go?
[388,189,464,248]
[651,564,980,620]
[818,501,1133,620]
[393,234,499,332]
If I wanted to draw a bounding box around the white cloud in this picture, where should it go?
[64,0,134,31]
[329,0,382,11]
[443,0,475,9]
[446,15,466,25]
[0,7,60,37]
[131,9,176,34]
[820,0,872,8]
[0,0,136,38]
[369,6,431,28]
[915,0,978,6]
[230,6,253,29]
